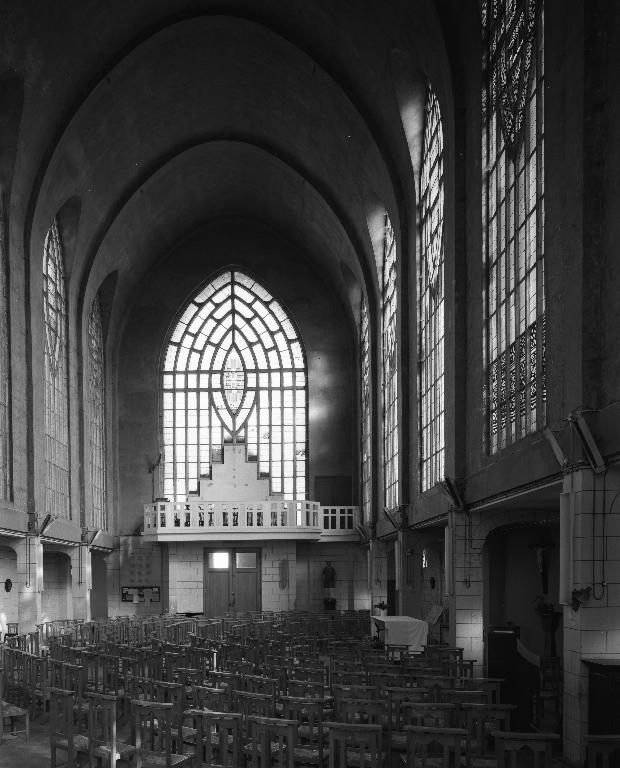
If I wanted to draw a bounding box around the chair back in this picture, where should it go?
[403,725,467,768]
[50,687,76,767]
[184,709,241,767]
[132,699,176,767]
[247,715,297,768]
[493,731,560,768]
[328,722,382,768]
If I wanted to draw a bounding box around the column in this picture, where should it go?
[69,545,91,621]
[15,535,43,633]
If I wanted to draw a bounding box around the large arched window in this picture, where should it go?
[483,0,545,453]
[419,86,445,492]
[360,295,371,523]
[382,215,398,511]
[43,219,70,518]
[161,269,307,501]
[0,194,10,500]
[88,294,106,529]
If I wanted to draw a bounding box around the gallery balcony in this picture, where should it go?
[142,499,361,543]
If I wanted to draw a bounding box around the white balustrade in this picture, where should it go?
[142,499,360,540]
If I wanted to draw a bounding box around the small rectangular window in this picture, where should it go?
[208,551,229,569]
[235,552,256,569]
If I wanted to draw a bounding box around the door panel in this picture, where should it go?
[203,548,261,616]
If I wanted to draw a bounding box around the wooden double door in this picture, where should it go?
[203,548,261,616]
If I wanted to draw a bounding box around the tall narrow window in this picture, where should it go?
[0,195,10,500]
[483,0,545,453]
[43,219,70,518]
[88,294,106,530]
[360,295,371,523]
[161,270,307,501]
[419,87,445,491]
[382,215,398,511]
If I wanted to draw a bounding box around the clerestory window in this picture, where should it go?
[382,215,399,512]
[43,219,70,518]
[88,294,107,529]
[161,269,307,501]
[483,0,545,453]
[418,86,445,492]
[360,295,371,523]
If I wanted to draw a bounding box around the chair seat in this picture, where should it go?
[139,748,191,767]
[293,745,330,765]
[390,732,407,751]
[345,749,384,767]
[93,741,136,761]
[243,741,289,757]
[1,701,28,719]
[298,724,328,742]
[56,733,90,753]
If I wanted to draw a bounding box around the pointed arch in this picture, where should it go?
[161,269,307,501]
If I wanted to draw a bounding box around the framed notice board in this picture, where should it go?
[122,585,160,603]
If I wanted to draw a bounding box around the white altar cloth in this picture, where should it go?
[373,615,428,651]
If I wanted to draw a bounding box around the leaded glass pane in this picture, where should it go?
[382,214,398,511]
[419,86,445,492]
[88,294,106,529]
[360,295,371,523]
[161,270,307,501]
[43,219,70,518]
[483,0,545,453]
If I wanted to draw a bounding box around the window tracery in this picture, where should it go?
[483,0,545,453]
[161,270,307,501]
[43,219,70,517]
[419,86,445,491]
[382,215,398,511]
[360,295,371,522]
[88,294,106,529]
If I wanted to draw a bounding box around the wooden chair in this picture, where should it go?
[193,683,232,712]
[182,708,241,767]
[327,722,382,768]
[492,731,560,768]
[50,686,87,768]
[403,724,467,768]
[3,622,18,642]
[461,703,515,768]
[85,691,136,768]
[245,715,298,768]
[234,689,277,736]
[132,699,192,768]
[282,695,330,767]
[0,664,29,742]
[585,735,620,768]
[389,701,456,755]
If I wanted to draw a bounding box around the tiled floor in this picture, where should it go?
[0,720,51,768]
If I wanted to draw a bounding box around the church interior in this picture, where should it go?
[0,1,619,765]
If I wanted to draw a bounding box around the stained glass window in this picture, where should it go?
[382,215,399,511]
[161,270,307,501]
[483,0,545,453]
[0,195,10,500]
[360,295,371,523]
[43,219,70,518]
[88,294,106,529]
[419,86,445,492]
